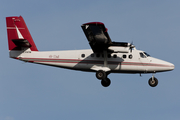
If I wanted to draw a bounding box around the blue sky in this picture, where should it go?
[0,0,180,120]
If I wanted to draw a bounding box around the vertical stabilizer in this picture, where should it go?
[6,16,38,51]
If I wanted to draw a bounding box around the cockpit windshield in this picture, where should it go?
[143,52,150,57]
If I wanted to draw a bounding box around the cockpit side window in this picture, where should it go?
[140,52,146,58]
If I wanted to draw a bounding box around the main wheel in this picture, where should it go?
[101,78,111,87]
[96,70,106,80]
[148,77,158,87]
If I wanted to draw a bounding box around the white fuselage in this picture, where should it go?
[10,48,174,74]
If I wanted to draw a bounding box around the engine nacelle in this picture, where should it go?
[108,46,129,53]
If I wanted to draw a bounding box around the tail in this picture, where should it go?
[6,16,38,51]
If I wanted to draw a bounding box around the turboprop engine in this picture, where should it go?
[108,46,129,53]
[108,42,135,53]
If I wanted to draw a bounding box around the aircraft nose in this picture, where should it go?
[167,62,175,71]
[150,58,175,72]
[162,61,175,71]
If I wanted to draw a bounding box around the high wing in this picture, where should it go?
[81,22,113,53]
[81,22,131,53]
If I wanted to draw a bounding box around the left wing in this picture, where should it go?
[81,22,112,53]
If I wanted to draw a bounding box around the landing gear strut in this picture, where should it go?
[148,76,158,87]
[96,70,111,87]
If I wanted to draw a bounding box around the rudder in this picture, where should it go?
[6,16,38,51]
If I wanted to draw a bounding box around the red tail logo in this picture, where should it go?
[6,16,38,51]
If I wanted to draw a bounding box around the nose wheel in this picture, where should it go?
[148,76,158,87]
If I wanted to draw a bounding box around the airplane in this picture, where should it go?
[6,16,175,87]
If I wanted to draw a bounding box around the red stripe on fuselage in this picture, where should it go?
[14,57,172,67]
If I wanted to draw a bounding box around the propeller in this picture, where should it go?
[128,42,135,52]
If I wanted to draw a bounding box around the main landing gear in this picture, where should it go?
[148,75,158,87]
[96,70,111,87]
[96,71,159,87]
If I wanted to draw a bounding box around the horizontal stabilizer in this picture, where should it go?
[12,39,31,47]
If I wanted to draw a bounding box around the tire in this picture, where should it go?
[101,78,111,87]
[96,70,106,80]
[148,77,158,87]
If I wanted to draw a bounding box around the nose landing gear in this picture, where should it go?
[96,70,111,87]
[148,76,158,87]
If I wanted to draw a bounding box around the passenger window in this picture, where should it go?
[108,54,111,58]
[102,54,104,58]
[129,54,133,59]
[91,53,94,57]
[113,54,117,58]
[81,54,85,58]
[96,53,100,57]
[123,55,126,58]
